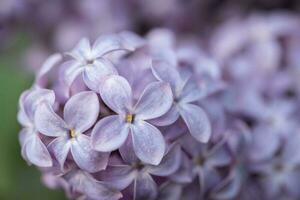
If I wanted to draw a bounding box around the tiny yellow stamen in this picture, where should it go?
[126,114,133,123]
[70,129,76,138]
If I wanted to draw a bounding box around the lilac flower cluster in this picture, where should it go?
[18,13,300,200]
[18,30,214,200]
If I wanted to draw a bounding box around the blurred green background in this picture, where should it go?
[0,35,65,200]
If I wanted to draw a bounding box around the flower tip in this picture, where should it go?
[36,159,53,168]
[196,128,212,143]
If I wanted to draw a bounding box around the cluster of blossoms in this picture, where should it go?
[18,30,215,200]
[17,12,300,200]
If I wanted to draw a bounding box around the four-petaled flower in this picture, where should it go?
[151,58,212,143]
[63,169,122,200]
[62,35,130,91]
[18,87,55,167]
[35,91,109,173]
[98,143,181,200]
[91,75,173,165]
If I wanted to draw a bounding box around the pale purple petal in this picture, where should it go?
[134,172,158,200]
[92,115,129,152]
[206,147,232,167]
[211,170,242,200]
[18,91,31,126]
[20,130,30,163]
[48,136,71,171]
[148,105,179,126]
[283,171,300,197]
[23,134,53,167]
[71,134,109,173]
[61,60,84,87]
[282,133,300,165]
[83,59,118,91]
[178,103,211,143]
[24,88,55,121]
[64,91,99,133]
[92,34,126,57]
[119,134,139,164]
[19,128,31,147]
[69,38,91,61]
[17,109,31,127]
[98,165,136,190]
[100,75,132,114]
[179,77,204,104]
[147,144,181,176]
[248,127,280,162]
[36,53,63,86]
[151,60,182,92]
[134,82,173,120]
[170,152,193,184]
[131,121,166,165]
[119,31,146,50]
[66,170,122,200]
[157,182,183,200]
[35,102,68,137]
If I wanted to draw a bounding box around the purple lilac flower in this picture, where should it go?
[16,14,300,199]
[18,87,55,167]
[91,75,173,165]
[181,134,231,196]
[97,143,181,200]
[251,133,300,199]
[63,169,122,200]
[35,91,109,173]
[61,36,130,91]
[151,55,212,142]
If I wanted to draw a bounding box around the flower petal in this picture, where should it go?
[283,170,300,197]
[92,34,127,57]
[71,134,109,173]
[24,88,55,121]
[97,165,136,190]
[178,103,211,143]
[119,31,146,50]
[69,38,91,61]
[282,133,300,165]
[35,102,68,137]
[92,115,129,152]
[48,136,71,171]
[36,53,63,86]
[170,152,193,184]
[119,134,139,164]
[23,134,53,167]
[134,172,158,200]
[17,108,31,128]
[134,82,173,120]
[19,128,31,147]
[64,91,99,133]
[179,77,204,104]
[147,143,181,176]
[148,105,179,126]
[65,170,122,200]
[210,170,242,200]
[248,126,280,162]
[100,75,132,114]
[61,60,84,87]
[151,60,182,92]
[83,59,118,91]
[131,121,165,165]
[206,146,231,167]
[157,182,183,200]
